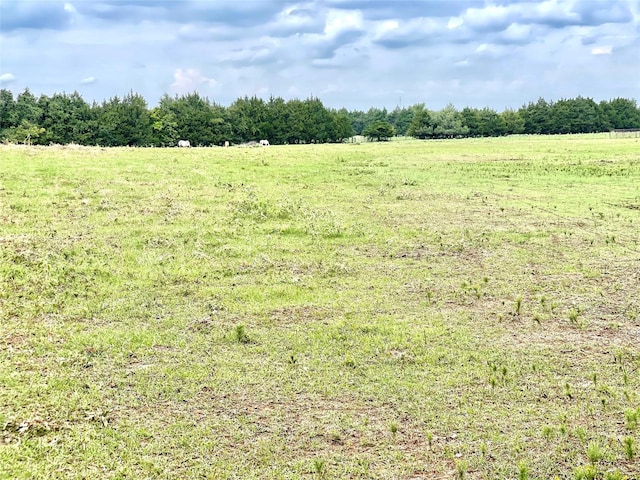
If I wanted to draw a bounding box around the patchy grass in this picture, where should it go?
[1,135,639,479]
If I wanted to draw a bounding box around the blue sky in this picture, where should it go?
[1,0,639,110]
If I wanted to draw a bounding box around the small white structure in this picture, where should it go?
[178,140,191,147]
[224,140,230,147]
[259,139,270,146]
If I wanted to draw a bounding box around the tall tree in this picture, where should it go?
[331,108,354,142]
[551,97,607,134]
[477,107,507,137]
[520,98,553,134]
[601,98,640,129]
[262,96,289,144]
[303,97,336,143]
[15,88,42,124]
[228,96,266,143]
[0,89,17,136]
[150,95,179,147]
[94,92,152,146]
[347,110,366,135]
[461,107,481,137]
[500,109,525,135]
[363,107,388,130]
[169,92,216,146]
[363,120,395,141]
[284,98,306,144]
[38,91,93,144]
[119,91,152,146]
[388,107,414,136]
[407,104,433,138]
[432,104,468,138]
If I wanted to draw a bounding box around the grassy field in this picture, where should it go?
[1,135,639,479]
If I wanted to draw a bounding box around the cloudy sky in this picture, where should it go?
[1,0,639,111]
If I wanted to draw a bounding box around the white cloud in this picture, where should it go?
[324,9,363,37]
[170,68,217,95]
[463,4,512,31]
[501,23,532,44]
[591,45,613,55]
[447,17,463,29]
[530,0,580,25]
[0,73,16,85]
[473,43,507,59]
[378,19,399,32]
[80,76,96,84]
[269,4,321,37]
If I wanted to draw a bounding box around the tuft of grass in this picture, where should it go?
[426,289,433,304]
[623,436,635,460]
[542,425,554,441]
[568,308,580,326]
[344,354,356,368]
[575,427,587,444]
[604,471,625,480]
[518,461,529,480]
[455,460,468,480]
[564,382,573,399]
[313,458,326,477]
[586,440,603,464]
[574,464,597,480]
[515,296,523,316]
[624,408,638,430]
[234,324,251,344]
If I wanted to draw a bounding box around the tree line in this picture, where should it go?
[1,88,639,146]
[0,89,352,146]
[350,97,640,140]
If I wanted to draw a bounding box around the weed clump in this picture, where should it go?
[568,308,580,326]
[455,460,468,479]
[574,464,597,480]
[518,462,529,480]
[233,325,251,344]
[624,408,638,430]
[313,458,326,477]
[515,296,523,316]
[586,440,603,464]
[623,436,635,460]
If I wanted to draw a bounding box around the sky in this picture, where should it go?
[1,0,639,111]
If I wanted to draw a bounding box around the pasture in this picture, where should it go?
[1,135,639,479]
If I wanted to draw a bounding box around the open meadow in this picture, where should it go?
[1,135,639,479]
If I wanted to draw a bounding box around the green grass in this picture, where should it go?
[1,135,639,479]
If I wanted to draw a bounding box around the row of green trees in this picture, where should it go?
[348,97,640,139]
[1,88,639,146]
[0,89,353,146]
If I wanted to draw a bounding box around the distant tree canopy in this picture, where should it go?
[348,96,640,139]
[0,89,353,146]
[1,88,638,146]
[363,120,396,141]
[407,105,433,139]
